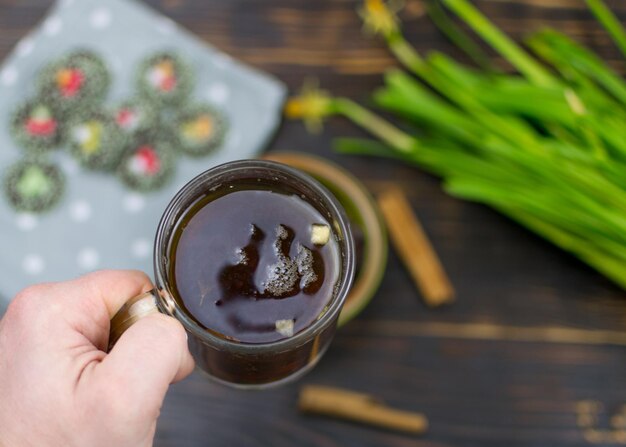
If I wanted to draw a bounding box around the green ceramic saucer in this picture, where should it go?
[263,152,387,326]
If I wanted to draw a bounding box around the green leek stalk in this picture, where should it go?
[285,0,626,290]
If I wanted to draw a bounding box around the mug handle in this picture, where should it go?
[108,289,161,352]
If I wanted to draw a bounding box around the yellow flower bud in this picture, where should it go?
[359,0,402,38]
[284,80,334,133]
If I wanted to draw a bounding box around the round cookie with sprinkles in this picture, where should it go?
[118,137,176,192]
[3,159,65,213]
[136,52,193,106]
[67,110,126,171]
[37,50,110,114]
[113,98,159,136]
[11,100,64,153]
[173,104,227,157]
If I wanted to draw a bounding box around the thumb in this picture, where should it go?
[96,313,195,413]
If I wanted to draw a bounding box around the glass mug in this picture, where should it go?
[108,159,355,388]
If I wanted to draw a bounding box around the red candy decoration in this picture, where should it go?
[135,146,161,175]
[160,76,176,92]
[57,68,85,98]
[116,108,134,127]
[25,117,57,137]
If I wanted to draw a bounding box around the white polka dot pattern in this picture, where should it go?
[70,200,92,223]
[43,17,63,36]
[0,66,18,86]
[90,8,112,30]
[77,248,99,270]
[131,239,152,259]
[207,83,230,104]
[16,38,35,58]
[15,213,38,231]
[155,17,176,35]
[23,255,45,275]
[123,193,146,213]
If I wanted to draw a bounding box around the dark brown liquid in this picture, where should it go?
[169,186,340,344]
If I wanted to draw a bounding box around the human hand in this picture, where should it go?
[0,270,194,447]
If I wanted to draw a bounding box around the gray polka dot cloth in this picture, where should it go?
[0,0,286,314]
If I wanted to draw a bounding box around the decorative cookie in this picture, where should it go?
[3,159,65,213]
[136,52,193,106]
[113,98,159,136]
[118,137,176,191]
[67,110,126,171]
[11,100,64,153]
[173,104,227,157]
[37,50,110,114]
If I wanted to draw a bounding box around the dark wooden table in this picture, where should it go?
[4,0,626,445]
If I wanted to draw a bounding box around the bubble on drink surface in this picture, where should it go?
[262,224,299,297]
[264,257,298,297]
[236,247,248,265]
[296,243,317,288]
[276,224,289,241]
[262,224,320,297]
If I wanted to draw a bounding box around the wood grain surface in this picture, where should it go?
[2,1,626,446]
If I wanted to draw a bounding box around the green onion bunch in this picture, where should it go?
[286,0,626,289]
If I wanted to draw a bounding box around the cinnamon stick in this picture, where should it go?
[377,186,455,307]
[299,385,428,435]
